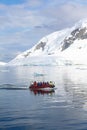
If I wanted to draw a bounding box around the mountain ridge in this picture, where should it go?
[8,19,87,66]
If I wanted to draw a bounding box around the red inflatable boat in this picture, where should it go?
[29,81,55,90]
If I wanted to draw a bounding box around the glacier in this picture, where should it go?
[7,18,87,66]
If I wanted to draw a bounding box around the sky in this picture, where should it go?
[0,0,87,62]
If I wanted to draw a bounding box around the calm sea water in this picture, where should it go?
[0,66,87,130]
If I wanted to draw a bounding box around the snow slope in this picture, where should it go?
[8,19,87,66]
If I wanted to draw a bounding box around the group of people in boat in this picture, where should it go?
[30,81,55,88]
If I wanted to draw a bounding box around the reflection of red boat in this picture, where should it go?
[29,81,55,90]
[30,89,55,95]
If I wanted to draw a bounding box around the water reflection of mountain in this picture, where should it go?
[62,68,87,109]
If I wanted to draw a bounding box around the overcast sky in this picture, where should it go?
[0,0,87,62]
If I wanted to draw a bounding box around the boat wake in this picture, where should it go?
[0,84,28,90]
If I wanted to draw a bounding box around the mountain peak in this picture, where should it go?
[74,18,87,29]
[9,19,87,66]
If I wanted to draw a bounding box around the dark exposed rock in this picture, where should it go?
[23,51,31,57]
[75,27,86,39]
[35,41,46,51]
[61,27,87,51]
[71,28,79,36]
[61,38,73,51]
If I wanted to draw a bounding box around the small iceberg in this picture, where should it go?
[34,72,45,77]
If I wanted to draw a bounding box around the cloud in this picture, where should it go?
[25,0,44,8]
[0,0,86,31]
[0,0,87,61]
[39,1,87,29]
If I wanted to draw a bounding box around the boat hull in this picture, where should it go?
[29,85,55,90]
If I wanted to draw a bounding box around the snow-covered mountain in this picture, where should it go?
[8,19,87,66]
